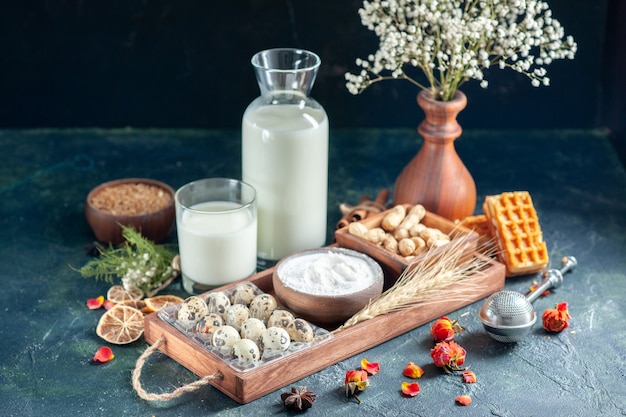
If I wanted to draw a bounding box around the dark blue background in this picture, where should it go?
[0,0,622,137]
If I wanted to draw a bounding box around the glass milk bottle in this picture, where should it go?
[242,48,329,269]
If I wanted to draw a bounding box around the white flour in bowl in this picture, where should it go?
[277,250,378,296]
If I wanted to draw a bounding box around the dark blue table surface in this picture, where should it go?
[1,128,625,416]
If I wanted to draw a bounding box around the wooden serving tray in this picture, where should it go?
[143,253,505,404]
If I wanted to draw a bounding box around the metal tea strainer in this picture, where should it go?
[478,256,577,342]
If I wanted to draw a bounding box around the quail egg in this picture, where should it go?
[286,318,315,343]
[177,296,209,327]
[194,313,224,340]
[206,291,231,315]
[267,309,295,329]
[232,338,261,366]
[249,293,278,322]
[212,325,241,350]
[240,318,266,344]
[223,304,250,331]
[261,326,290,353]
[231,282,258,306]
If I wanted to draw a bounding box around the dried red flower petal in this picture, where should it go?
[430,341,466,372]
[401,381,420,397]
[542,301,571,332]
[455,395,472,406]
[93,346,114,363]
[430,316,463,342]
[403,362,424,379]
[462,370,477,383]
[103,299,116,310]
[86,295,105,310]
[360,358,380,375]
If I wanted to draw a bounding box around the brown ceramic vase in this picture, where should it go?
[393,90,476,220]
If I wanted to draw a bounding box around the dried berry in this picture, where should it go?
[280,386,316,411]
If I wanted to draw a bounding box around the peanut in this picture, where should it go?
[383,234,398,253]
[366,227,386,244]
[410,236,427,254]
[348,221,368,238]
[398,238,416,257]
[393,227,410,240]
[397,204,426,230]
[381,205,406,231]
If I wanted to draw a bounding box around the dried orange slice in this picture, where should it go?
[106,285,143,303]
[144,295,185,313]
[96,305,144,344]
[116,298,147,311]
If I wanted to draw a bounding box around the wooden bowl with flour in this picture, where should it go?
[272,247,384,327]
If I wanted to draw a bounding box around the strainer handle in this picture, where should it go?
[527,269,563,303]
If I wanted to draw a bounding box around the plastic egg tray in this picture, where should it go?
[157,283,332,372]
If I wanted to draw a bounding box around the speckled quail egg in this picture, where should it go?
[249,293,278,322]
[240,318,266,344]
[223,304,250,331]
[194,313,224,340]
[267,309,295,329]
[177,296,209,327]
[261,326,291,353]
[206,291,231,315]
[231,282,258,306]
[232,338,261,366]
[286,318,315,343]
[212,325,241,350]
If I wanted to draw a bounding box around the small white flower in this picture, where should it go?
[345,0,576,99]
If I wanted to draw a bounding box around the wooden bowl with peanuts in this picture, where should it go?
[335,204,479,282]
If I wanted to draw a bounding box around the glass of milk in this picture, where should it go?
[175,178,257,294]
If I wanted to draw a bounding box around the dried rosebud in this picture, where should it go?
[360,358,380,375]
[86,295,105,310]
[430,316,463,342]
[93,346,114,363]
[455,395,472,406]
[403,362,424,379]
[344,369,369,403]
[462,370,477,383]
[401,381,420,397]
[103,299,116,310]
[542,302,571,332]
[430,341,466,372]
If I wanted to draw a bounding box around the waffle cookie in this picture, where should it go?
[483,191,549,276]
[458,214,496,253]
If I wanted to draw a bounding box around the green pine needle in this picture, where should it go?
[78,225,178,294]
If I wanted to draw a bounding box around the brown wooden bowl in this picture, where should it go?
[272,247,384,327]
[85,178,175,245]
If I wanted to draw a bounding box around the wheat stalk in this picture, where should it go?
[334,235,491,332]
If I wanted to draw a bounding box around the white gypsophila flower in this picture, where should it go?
[346,0,577,101]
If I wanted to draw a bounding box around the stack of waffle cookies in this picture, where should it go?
[460,191,549,276]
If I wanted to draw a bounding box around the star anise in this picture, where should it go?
[280,386,316,411]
